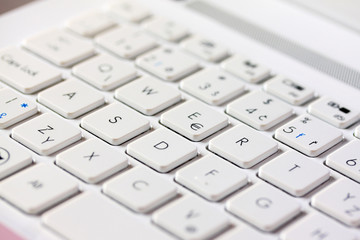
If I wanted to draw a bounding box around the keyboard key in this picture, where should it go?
[144,17,189,42]
[0,135,32,180]
[311,178,360,227]
[226,182,301,231]
[103,166,177,213]
[280,212,357,240]
[274,114,343,157]
[355,125,360,139]
[106,0,151,23]
[38,78,105,118]
[180,68,245,106]
[136,47,200,81]
[56,138,128,184]
[42,192,170,240]
[153,196,230,240]
[308,97,360,129]
[0,88,37,129]
[226,91,293,130]
[326,140,360,182]
[0,47,62,93]
[127,128,197,172]
[81,103,150,145]
[221,55,270,83]
[175,154,247,201]
[95,26,157,59]
[65,10,116,37]
[160,99,228,141]
[0,164,78,214]
[263,75,315,105]
[259,151,330,196]
[209,124,278,168]
[218,225,269,240]
[181,35,228,62]
[115,76,181,115]
[72,53,137,90]
[12,113,81,155]
[23,28,95,67]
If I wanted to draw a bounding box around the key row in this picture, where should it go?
[1,45,358,131]
[1,88,358,160]
[3,113,360,197]
[0,157,358,238]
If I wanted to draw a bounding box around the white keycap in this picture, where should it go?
[280,212,357,240]
[274,114,343,157]
[181,35,228,62]
[175,154,247,201]
[127,128,197,172]
[95,26,157,59]
[12,113,81,155]
[136,47,200,82]
[66,10,116,37]
[0,88,37,129]
[0,47,61,93]
[23,29,95,67]
[42,192,170,240]
[226,182,301,231]
[355,125,360,139]
[0,135,32,180]
[180,68,245,106]
[209,124,278,168]
[103,166,177,213]
[263,75,315,105]
[56,138,128,184]
[311,178,360,227]
[221,55,271,83]
[72,53,137,90]
[259,151,330,196]
[144,17,189,42]
[308,97,360,129]
[217,225,270,240]
[326,140,360,183]
[81,103,150,145]
[226,91,293,130]
[0,164,78,214]
[38,78,105,118]
[115,76,181,115]
[153,196,230,240]
[106,0,151,23]
[160,100,228,141]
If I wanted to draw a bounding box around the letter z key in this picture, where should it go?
[12,113,81,155]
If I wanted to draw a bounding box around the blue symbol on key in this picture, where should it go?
[296,133,306,138]
[154,61,163,67]
[20,103,28,108]
[0,113,7,119]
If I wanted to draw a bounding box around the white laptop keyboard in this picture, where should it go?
[0,0,360,239]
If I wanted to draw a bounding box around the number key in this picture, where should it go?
[180,68,245,106]
[226,91,293,130]
[308,97,360,128]
[274,114,343,157]
[326,140,360,182]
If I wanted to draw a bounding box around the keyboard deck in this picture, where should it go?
[0,0,359,239]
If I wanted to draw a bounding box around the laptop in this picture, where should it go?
[0,0,359,239]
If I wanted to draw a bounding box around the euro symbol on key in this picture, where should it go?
[190,123,203,131]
